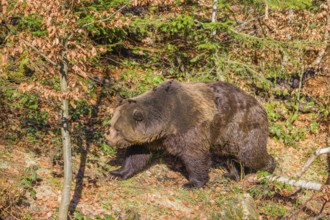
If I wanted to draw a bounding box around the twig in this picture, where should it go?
[20,38,58,67]
[316,200,328,219]
[295,147,330,179]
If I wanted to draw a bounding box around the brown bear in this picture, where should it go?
[106,80,275,188]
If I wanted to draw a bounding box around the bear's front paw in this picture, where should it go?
[182,182,197,189]
[110,169,129,180]
[223,172,240,182]
[182,180,205,189]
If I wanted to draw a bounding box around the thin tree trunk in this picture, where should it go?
[59,45,72,220]
[264,0,269,20]
[212,0,218,36]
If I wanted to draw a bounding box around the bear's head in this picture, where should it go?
[106,86,172,147]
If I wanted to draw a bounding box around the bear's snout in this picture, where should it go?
[105,127,118,146]
[105,127,130,147]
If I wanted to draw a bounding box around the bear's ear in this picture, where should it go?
[115,94,125,107]
[133,109,144,121]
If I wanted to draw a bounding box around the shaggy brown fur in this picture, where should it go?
[106,80,275,188]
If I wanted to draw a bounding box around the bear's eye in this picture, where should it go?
[133,109,143,121]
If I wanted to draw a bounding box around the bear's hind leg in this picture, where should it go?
[223,158,241,181]
[110,145,152,180]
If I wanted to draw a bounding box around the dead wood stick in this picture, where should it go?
[265,175,323,191]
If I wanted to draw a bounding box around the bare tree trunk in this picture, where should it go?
[264,0,269,20]
[59,42,72,220]
[326,137,330,185]
[212,0,218,36]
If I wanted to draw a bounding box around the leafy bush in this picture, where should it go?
[20,166,39,200]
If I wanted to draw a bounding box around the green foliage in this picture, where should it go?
[118,69,164,97]
[261,204,287,218]
[70,100,92,120]
[3,52,35,83]
[249,171,275,198]
[129,18,150,39]
[159,15,195,36]
[0,87,49,142]
[20,166,39,199]
[127,6,239,78]
[18,14,47,37]
[100,143,117,156]
[265,100,320,146]
[202,20,235,34]
[75,0,129,44]
[19,94,48,138]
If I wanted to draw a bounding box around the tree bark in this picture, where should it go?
[58,43,72,220]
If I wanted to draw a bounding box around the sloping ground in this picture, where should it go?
[0,131,329,219]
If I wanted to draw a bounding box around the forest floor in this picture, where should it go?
[0,126,329,219]
[1,1,330,219]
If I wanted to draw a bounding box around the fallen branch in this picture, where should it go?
[265,175,322,191]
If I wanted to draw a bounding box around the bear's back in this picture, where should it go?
[207,81,265,118]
